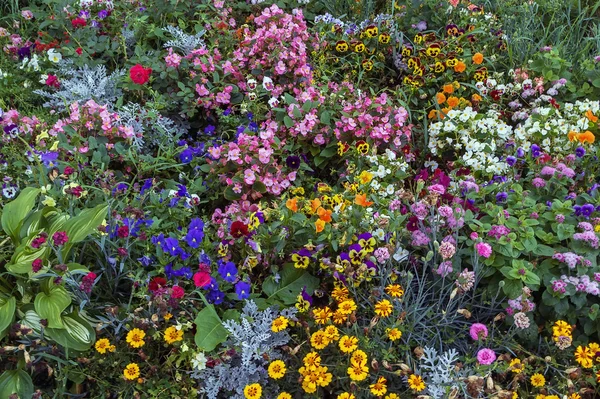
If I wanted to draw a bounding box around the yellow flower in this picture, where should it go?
[370,376,387,396]
[339,335,358,353]
[385,284,404,298]
[95,338,114,354]
[310,330,330,350]
[338,299,357,315]
[324,325,340,341]
[271,316,289,332]
[385,394,400,399]
[408,374,426,392]
[574,345,593,368]
[569,393,581,399]
[374,299,393,317]
[277,393,291,399]
[386,328,402,341]
[312,307,332,324]
[123,363,140,380]
[347,364,368,381]
[268,360,286,379]
[164,326,184,344]
[508,358,523,373]
[530,373,545,388]
[358,171,373,185]
[337,393,355,399]
[164,313,173,321]
[126,328,145,348]
[244,383,262,399]
[333,310,348,325]
[351,349,368,366]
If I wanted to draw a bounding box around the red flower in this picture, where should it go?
[71,18,87,28]
[193,271,211,288]
[117,225,130,238]
[129,64,152,85]
[52,231,69,246]
[230,221,249,238]
[171,285,185,299]
[75,47,82,55]
[45,74,60,88]
[149,277,167,293]
[32,259,43,273]
[63,166,75,176]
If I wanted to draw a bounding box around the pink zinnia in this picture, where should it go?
[477,348,496,365]
[469,323,488,341]
[475,242,492,258]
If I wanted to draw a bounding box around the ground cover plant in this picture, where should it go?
[1,0,600,398]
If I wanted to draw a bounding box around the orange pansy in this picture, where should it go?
[286,197,298,212]
[586,109,598,123]
[355,193,374,207]
[317,207,332,222]
[315,219,325,233]
[311,198,322,214]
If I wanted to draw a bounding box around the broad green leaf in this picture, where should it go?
[34,284,71,329]
[20,310,42,335]
[7,245,49,274]
[46,312,96,352]
[0,297,15,339]
[262,264,319,305]
[194,305,228,351]
[0,370,34,399]
[62,204,108,257]
[1,187,40,243]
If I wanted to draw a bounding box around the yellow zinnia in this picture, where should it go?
[126,328,145,348]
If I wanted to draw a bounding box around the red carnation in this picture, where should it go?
[193,271,211,288]
[117,225,130,238]
[129,64,152,85]
[148,277,167,293]
[171,285,185,299]
[71,18,87,28]
[230,221,249,238]
[46,74,60,88]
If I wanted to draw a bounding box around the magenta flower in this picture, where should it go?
[469,323,488,341]
[475,242,492,258]
[477,348,496,365]
[52,231,69,246]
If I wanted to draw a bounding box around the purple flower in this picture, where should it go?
[207,289,224,304]
[40,151,59,168]
[235,281,251,300]
[477,348,496,365]
[286,155,301,170]
[185,227,204,248]
[516,147,524,158]
[576,147,586,158]
[530,144,541,158]
[218,261,238,283]
[98,9,109,19]
[506,156,516,166]
[3,124,18,136]
[495,191,508,203]
[180,148,194,164]
[162,237,182,256]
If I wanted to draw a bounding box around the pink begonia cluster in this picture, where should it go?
[539,163,575,179]
[206,132,296,198]
[233,5,315,97]
[49,100,137,150]
[487,225,511,240]
[552,252,589,269]
[0,109,42,145]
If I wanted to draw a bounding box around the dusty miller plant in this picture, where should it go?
[194,301,296,399]
[34,61,124,110]
[163,25,206,55]
[420,346,465,399]
[117,103,186,150]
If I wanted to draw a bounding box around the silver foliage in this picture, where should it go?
[163,25,206,55]
[117,103,186,150]
[420,346,464,399]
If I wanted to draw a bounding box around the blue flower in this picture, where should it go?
[530,144,541,158]
[218,261,238,283]
[235,281,251,300]
[180,148,194,164]
[138,255,153,267]
[207,289,224,304]
[152,233,165,247]
[506,156,516,166]
[40,151,59,168]
[162,237,182,256]
[140,178,153,195]
[204,125,216,135]
[185,228,204,248]
[496,191,508,203]
[576,147,586,158]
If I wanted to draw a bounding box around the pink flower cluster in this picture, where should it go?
[552,252,588,269]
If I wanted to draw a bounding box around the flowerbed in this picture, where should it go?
[1,0,600,398]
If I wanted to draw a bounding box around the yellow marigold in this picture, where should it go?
[569,393,581,399]
[339,335,358,353]
[303,351,322,368]
[385,284,404,298]
[385,394,400,399]
[370,376,387,397]
[530,373,545,387]
[95,338,114,354]
[126,328,145,348]
[164,326,184,344]
[271,316,289,332]
[268,360,286,379]
[575,345,593,368]
[324,325,340,341]
[313,307,333,324]
[244,383,262,399]
[387,328,402,341]
[164,313,173,321]
[123,363,140,380]
[310,330,330,350]
[351,349,368,366]
[338,299,357,315]
[333,310,348,325]
[337,393,355,399]
[347,364,368,381]
[508,358,523,373]
[408,374,426,392]
[277,393,291,399]
[374,299,393,317]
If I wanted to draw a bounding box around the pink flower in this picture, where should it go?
[193,271,211,288]
[439,241,456,260]
[470,232,479,240]
[171,285,185,299]
[428,184,445,195]
[469,323,488,340]
[475,242,492,258]
[476,348,496,365]
[52,231,69,246]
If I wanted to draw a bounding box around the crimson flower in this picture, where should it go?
[230,221,249,238]
[129,64,152,85]
[148,277,167,293]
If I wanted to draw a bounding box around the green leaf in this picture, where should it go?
[1,187,40,243]
[283,116,294,128]
[46,312,96,352]
[320,111,331,125]
[0,297,15,339]
[253,181,267,193]
[7,245,49,274]
[262,264,319,305]
[0,370,34,399]
[224,186,242,201]
[503,280,523,299]
[194,305,228,351]
[34,284,71,329]
[62,204,108,257]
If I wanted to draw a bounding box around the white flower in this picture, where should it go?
[47,49,62,63]
[191,352,207,371]
[268,97,279,107]
[39,74,48,84]
[262,76,274,91]
[373,228,385,241]
[393,247,409,262]
[2,186,17,199]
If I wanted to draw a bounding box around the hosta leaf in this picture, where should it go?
[34,284,71,329]
[0,370,34,399]
[194,305,228,351]
[1,187,40,244]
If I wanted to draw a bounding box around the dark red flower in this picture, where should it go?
[32,259,43,273]
[129,64,152,85]
[230,221,249,238]
[63,166,75,176]
[75,47,82,55]
[117,225,130,238]
[149,277,167,292]
[52,231,68,246]
[71,18,87,28]
[45,74,60,88]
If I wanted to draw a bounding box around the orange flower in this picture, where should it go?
[355,193,374,207]
[311,198,322,214]
[317,207,332,222]
[315,219,325,233]
[454,61,466,73]
[435,92,446,105]
[428,109,439,119]
[447,96,459,108]
[442,84,454,94]
[578,131,595,144]
[471,93,482,102]
[286,197,298,212]
[586,109,598,123]
[472,52,484,65]
[568,131,578,142]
